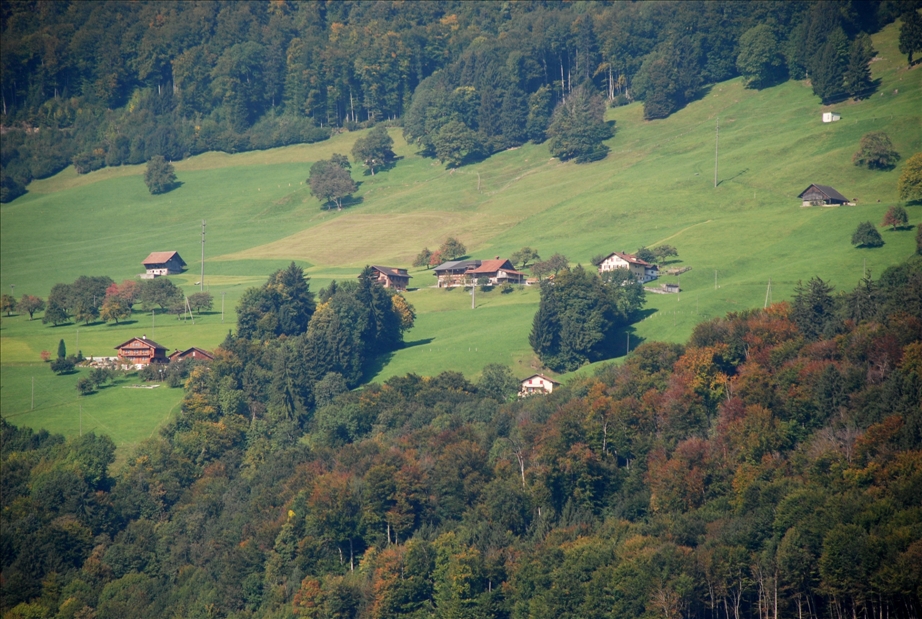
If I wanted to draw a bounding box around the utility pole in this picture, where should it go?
[76,328,79,352]
[764,278,773,309]
[79,403,82,436]
[471,280,476,310]
[221,291,226,323]
[152,310,155,337]
[31,377,34,410]
[200,220,206,292]
[626,332,630,355]
[714,116,719,188]
[714,270,718,290]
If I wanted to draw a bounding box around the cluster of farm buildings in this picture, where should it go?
[130,183,847,393]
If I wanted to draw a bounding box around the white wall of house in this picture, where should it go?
[520,375,557,396]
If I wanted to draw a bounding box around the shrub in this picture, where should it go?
[50,357,76,374]
[851,221,884,247]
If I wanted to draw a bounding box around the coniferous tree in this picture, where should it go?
[898,9,922,65]
[851,221,884,248]
[843,35,874,99]
[791,277,836,340]
[546,85,611,163]
[811,39,846,103]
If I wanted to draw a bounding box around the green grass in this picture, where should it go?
[2,20,920,445]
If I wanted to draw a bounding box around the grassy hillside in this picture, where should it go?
[1,20,919,443]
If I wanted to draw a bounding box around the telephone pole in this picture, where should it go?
[714,116,719,188]
[764,278,773,309]
[200,220,206,292]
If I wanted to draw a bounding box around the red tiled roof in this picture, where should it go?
[142,251,185,266]
[114,336,168,351]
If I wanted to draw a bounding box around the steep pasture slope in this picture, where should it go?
[1,22,919,442]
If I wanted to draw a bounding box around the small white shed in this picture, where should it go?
[822,112,841,123]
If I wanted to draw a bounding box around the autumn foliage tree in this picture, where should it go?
[882,204,909,230]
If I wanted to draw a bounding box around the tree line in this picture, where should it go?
[4,1,917,201]
[3,253,921,618]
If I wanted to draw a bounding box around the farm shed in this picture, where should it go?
[115,336,168,366]
[798,184,850,207]
[141,251,186,278]
[822,112,841,122]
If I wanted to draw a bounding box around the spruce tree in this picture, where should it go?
[57,338,66,359]
[843,35,874,99]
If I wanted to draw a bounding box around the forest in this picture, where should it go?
[2,253,921,619]
[3,0,920,200]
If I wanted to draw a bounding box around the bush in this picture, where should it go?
[50,357,76,374]
[851,221,884,247]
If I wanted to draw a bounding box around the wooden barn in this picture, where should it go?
[368,266,412,291]
[141,251,186,278]
[115,336,168,366]
[798,184,850,207]
[168,347,215,363]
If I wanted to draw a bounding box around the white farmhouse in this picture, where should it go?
[597,251,659,282]
[520,374,561,396]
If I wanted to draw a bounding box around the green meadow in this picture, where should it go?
[1,21,919,445]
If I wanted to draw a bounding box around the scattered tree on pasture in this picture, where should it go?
[51,357,75,375]
[413,248,433,268]
[433,120,482,168]
[853,132,899,169]
[351,125,395,175]
[1,294,15,316]
[429,250,443,268]
[899,152,922,202]
[882,205,909,230]
[144,155,177,194]
[16,295,45,320]
[653,245,679,262]
[57,338,66,359]
[76,377,95,396]
[308,155,357,210]
[510,247,540,270]
[851,221,884,248]
[42,283,71,325]
[139,277,183,310]
[635,247,656,264]
[100,296,131,324]
[439,237,466,261]
[187,292,214,313]
[40,350,50,362]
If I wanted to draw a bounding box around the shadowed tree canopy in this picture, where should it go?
[237,262,316,340]
[352,126,395,175]
[546,85,611,163]
[737,24,786,89]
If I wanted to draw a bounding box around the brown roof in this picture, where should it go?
[603,252,654,268]
[114,336,168,351]
[466,259,523,275]
[370,265,411,279]
[169,347,214,360]
[142,251,186,266]
[797,184,848,202]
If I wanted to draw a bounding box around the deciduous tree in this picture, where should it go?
[144,156,177,194]
[187,292,213,313]
[853,132,899,169]
[16,295,45,320]
[413,248,432,268]
[351,125,395,175]
[439,237,466,261]
[898,9,922,65]
[898,152,922,201]
[1,294,15,316]
[510,247,540,269]
[882,205,908,230]
[736,25,785,89]
[308,156,357,210]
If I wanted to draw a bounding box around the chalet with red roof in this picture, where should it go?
[520,373,560,396]
[433,260,482,287]
[368,266,411,291]
[141,251,186,278]
[168,347,215,363]
[465,258,526,285]
[597,252,659,282]
[115,336,168,366]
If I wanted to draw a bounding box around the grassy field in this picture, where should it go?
[1,20,920,445]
